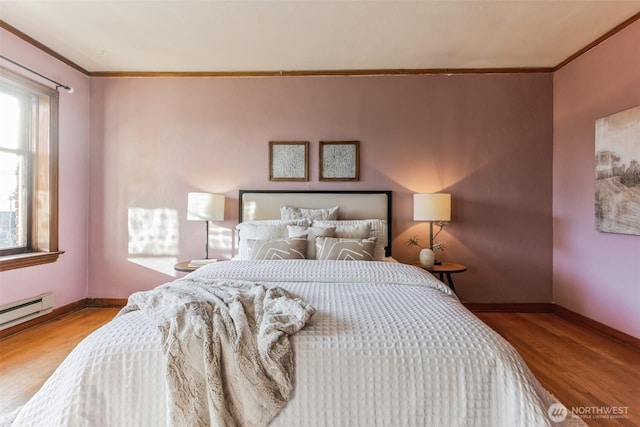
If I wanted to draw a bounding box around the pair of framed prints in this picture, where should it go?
[269,141,359,182]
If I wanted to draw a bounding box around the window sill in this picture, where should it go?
[0,251,65,272]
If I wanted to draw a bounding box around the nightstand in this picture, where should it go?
[175,259,218,272]
[174,261,198,272]
[414,262,467,293]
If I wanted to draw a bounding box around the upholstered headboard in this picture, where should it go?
[238,190,392,256]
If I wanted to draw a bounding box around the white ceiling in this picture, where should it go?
[1,0,639,73]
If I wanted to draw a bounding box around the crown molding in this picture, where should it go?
[0,20,90,75]
[3,12,639,78]
[554,11,640,71]
[89,67,553,77]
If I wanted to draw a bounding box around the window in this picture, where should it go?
[0,67,62,271]
[0,90,30,254]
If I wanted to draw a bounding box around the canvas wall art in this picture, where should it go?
[319,141,360,181]
[595,105,640,235]
[269,141,309,181]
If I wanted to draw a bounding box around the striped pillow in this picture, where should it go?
[247,237,307,260]
[287,225,337,259]
[313,219,387,260]
[236,219,310,259]
[315,237,376,261]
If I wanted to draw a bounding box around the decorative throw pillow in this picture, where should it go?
[280,205,340,221]
[315,237,376,261]
[236,219,310,260]
[313,219,388,260]
[287,225,337,259]
[247,237,307,260]
[313,221,370,239]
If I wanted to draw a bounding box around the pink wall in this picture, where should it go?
[553,21,640,338]
[3,17,636,336]
[0,29,91,309]
[0,25,556,309]
[89,73,553,303]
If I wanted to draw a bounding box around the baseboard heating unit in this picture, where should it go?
[0,293,54,331]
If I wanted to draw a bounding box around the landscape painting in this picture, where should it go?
[595,105,640,235]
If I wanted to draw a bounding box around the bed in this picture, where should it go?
[5,190,582,427]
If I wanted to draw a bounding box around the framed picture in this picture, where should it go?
[320,141,360,181]
[269,141,309,181]
[595,105,640,235]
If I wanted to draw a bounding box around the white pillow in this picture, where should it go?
[280,205,339,221]
[236,219,310,260]
[315,237,376,261]
[313,219,387,260]
[287,225,336,259]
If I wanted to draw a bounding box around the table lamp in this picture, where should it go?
[413,193,451,264]
[187,192,225,263]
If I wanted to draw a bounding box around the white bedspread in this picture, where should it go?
[8,260,579,426]
[119,278,315,427]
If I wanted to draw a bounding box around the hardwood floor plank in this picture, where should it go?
[476,312,640,427]
[0,308,119,415]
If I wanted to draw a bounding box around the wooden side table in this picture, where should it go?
[415,262,467,293]
[174,260,218,272]
[174,261,198,273]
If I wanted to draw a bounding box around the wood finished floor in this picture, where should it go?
[0,308,120,417]
[475,312,639,427]
[0,309,638,426]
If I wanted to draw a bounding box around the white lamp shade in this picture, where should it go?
[187,192,225,221]
[413,193,451,221]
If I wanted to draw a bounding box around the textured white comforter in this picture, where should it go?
[119,278,315,427]
[9,260,574,426]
